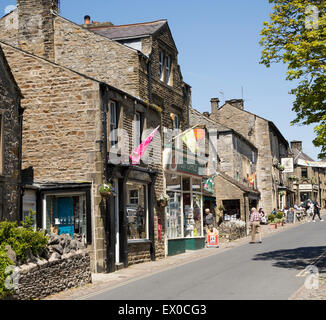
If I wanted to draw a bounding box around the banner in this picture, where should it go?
[297,159,326,168]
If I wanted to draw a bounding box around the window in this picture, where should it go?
[135,112,143,146]
[126,182,148,240]
[165,55,171,84]
[173,114,179,130]
[109,101,118,147]
[159,51,164,81]
[129,189,139,205]
[301,167,308,178]
[159,50,172,85]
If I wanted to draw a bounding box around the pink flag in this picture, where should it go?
[130,126,160,165]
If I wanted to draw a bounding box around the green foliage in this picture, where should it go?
[260,0,326,158]
[276,212,284,219]
[0,247,13,299]
[0,215,48,264]
[268,214,276,222]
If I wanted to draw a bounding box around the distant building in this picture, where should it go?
[291,141,326,207]
[208,98,294,214]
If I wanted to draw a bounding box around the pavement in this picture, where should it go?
[44,213,317,300]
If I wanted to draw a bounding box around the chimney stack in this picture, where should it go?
[84,15,91,25]
[291,141,302,152]
[226,99,244,110]
[210,98,220,114]
[17,0,59,60]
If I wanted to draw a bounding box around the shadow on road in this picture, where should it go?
[253,246,326,272]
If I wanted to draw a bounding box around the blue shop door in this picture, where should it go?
[55,197,74,237]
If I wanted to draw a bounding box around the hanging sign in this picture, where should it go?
[281,158,294,173]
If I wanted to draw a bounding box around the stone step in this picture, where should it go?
[115,263,125,271]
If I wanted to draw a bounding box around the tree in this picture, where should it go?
[260,0,326,158]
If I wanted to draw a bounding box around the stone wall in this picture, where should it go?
[17,0,59,61]
[54,17,140,98]
[0,46,21,221]
[11,251,91,300]
[128,242,151,266]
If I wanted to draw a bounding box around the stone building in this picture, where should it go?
[0,45,23,222]
[0,39,165,272]
[291,141,326,208]
[0,0,197,268]
[189,107,260,225]
[208,98,293,214]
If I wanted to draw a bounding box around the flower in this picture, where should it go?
[99,183,113,194]
[159,194,170,202]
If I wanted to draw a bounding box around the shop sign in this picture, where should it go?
[297,159,326,168]
[281,158,294,173]
[164,148,206,176]
[313,185,319,190]
[207,233,219,248]
[299,184,313,190]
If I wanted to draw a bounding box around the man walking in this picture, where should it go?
[312,200,324,222]
[204,208,214,244]
[250,207,262,244]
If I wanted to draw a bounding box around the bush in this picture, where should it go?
[268,214,275,223]
[0,247,14,299]
[0,213,48,264]
[276,212,284,219]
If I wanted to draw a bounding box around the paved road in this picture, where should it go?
[85,215,326,300]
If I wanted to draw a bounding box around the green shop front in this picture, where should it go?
[164,150,207,256]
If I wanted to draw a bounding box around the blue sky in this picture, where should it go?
[1,0,321,159]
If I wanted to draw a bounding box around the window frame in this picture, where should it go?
[109,100,118,147]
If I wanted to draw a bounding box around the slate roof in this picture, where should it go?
[87,19,167,40]
[292,147,315,164]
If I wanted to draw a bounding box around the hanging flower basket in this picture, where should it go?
[288,175,299,182]
[274,163,285,171]
[158,194,169,207]
[99,183,113,198]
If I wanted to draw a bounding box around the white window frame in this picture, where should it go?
[159,51,164,81]
[109,100,118,147]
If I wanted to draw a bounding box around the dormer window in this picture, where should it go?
[159,50,172,85]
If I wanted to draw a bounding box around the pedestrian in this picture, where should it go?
[204,208,214,243]
[249,207,262,244]
[271,208,277,215]
[259,208,267,225]
[306,200,314,222]
[312,200,324,222]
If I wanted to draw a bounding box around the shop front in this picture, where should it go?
[22,183,92,244]
[107,164,158,271]
[164,150,207,256]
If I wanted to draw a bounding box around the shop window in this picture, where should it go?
[182,177,190,191]
[46,194,87,242]
[166,173,181,191]
[222,199,241,221]
[129,189,139,204]
[167,191,182,238]
[126,182,148,240]
[192,178,202,192]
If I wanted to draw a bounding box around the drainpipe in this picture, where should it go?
[100,83,115,273]
[186,85,190,127]
[147,52,153,105]
[18,104,24,222]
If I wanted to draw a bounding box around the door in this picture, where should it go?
[55,197,74,237]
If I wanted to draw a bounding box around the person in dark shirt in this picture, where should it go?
[312,200,324,222]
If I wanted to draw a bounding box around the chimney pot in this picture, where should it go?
[84,15,91,25]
